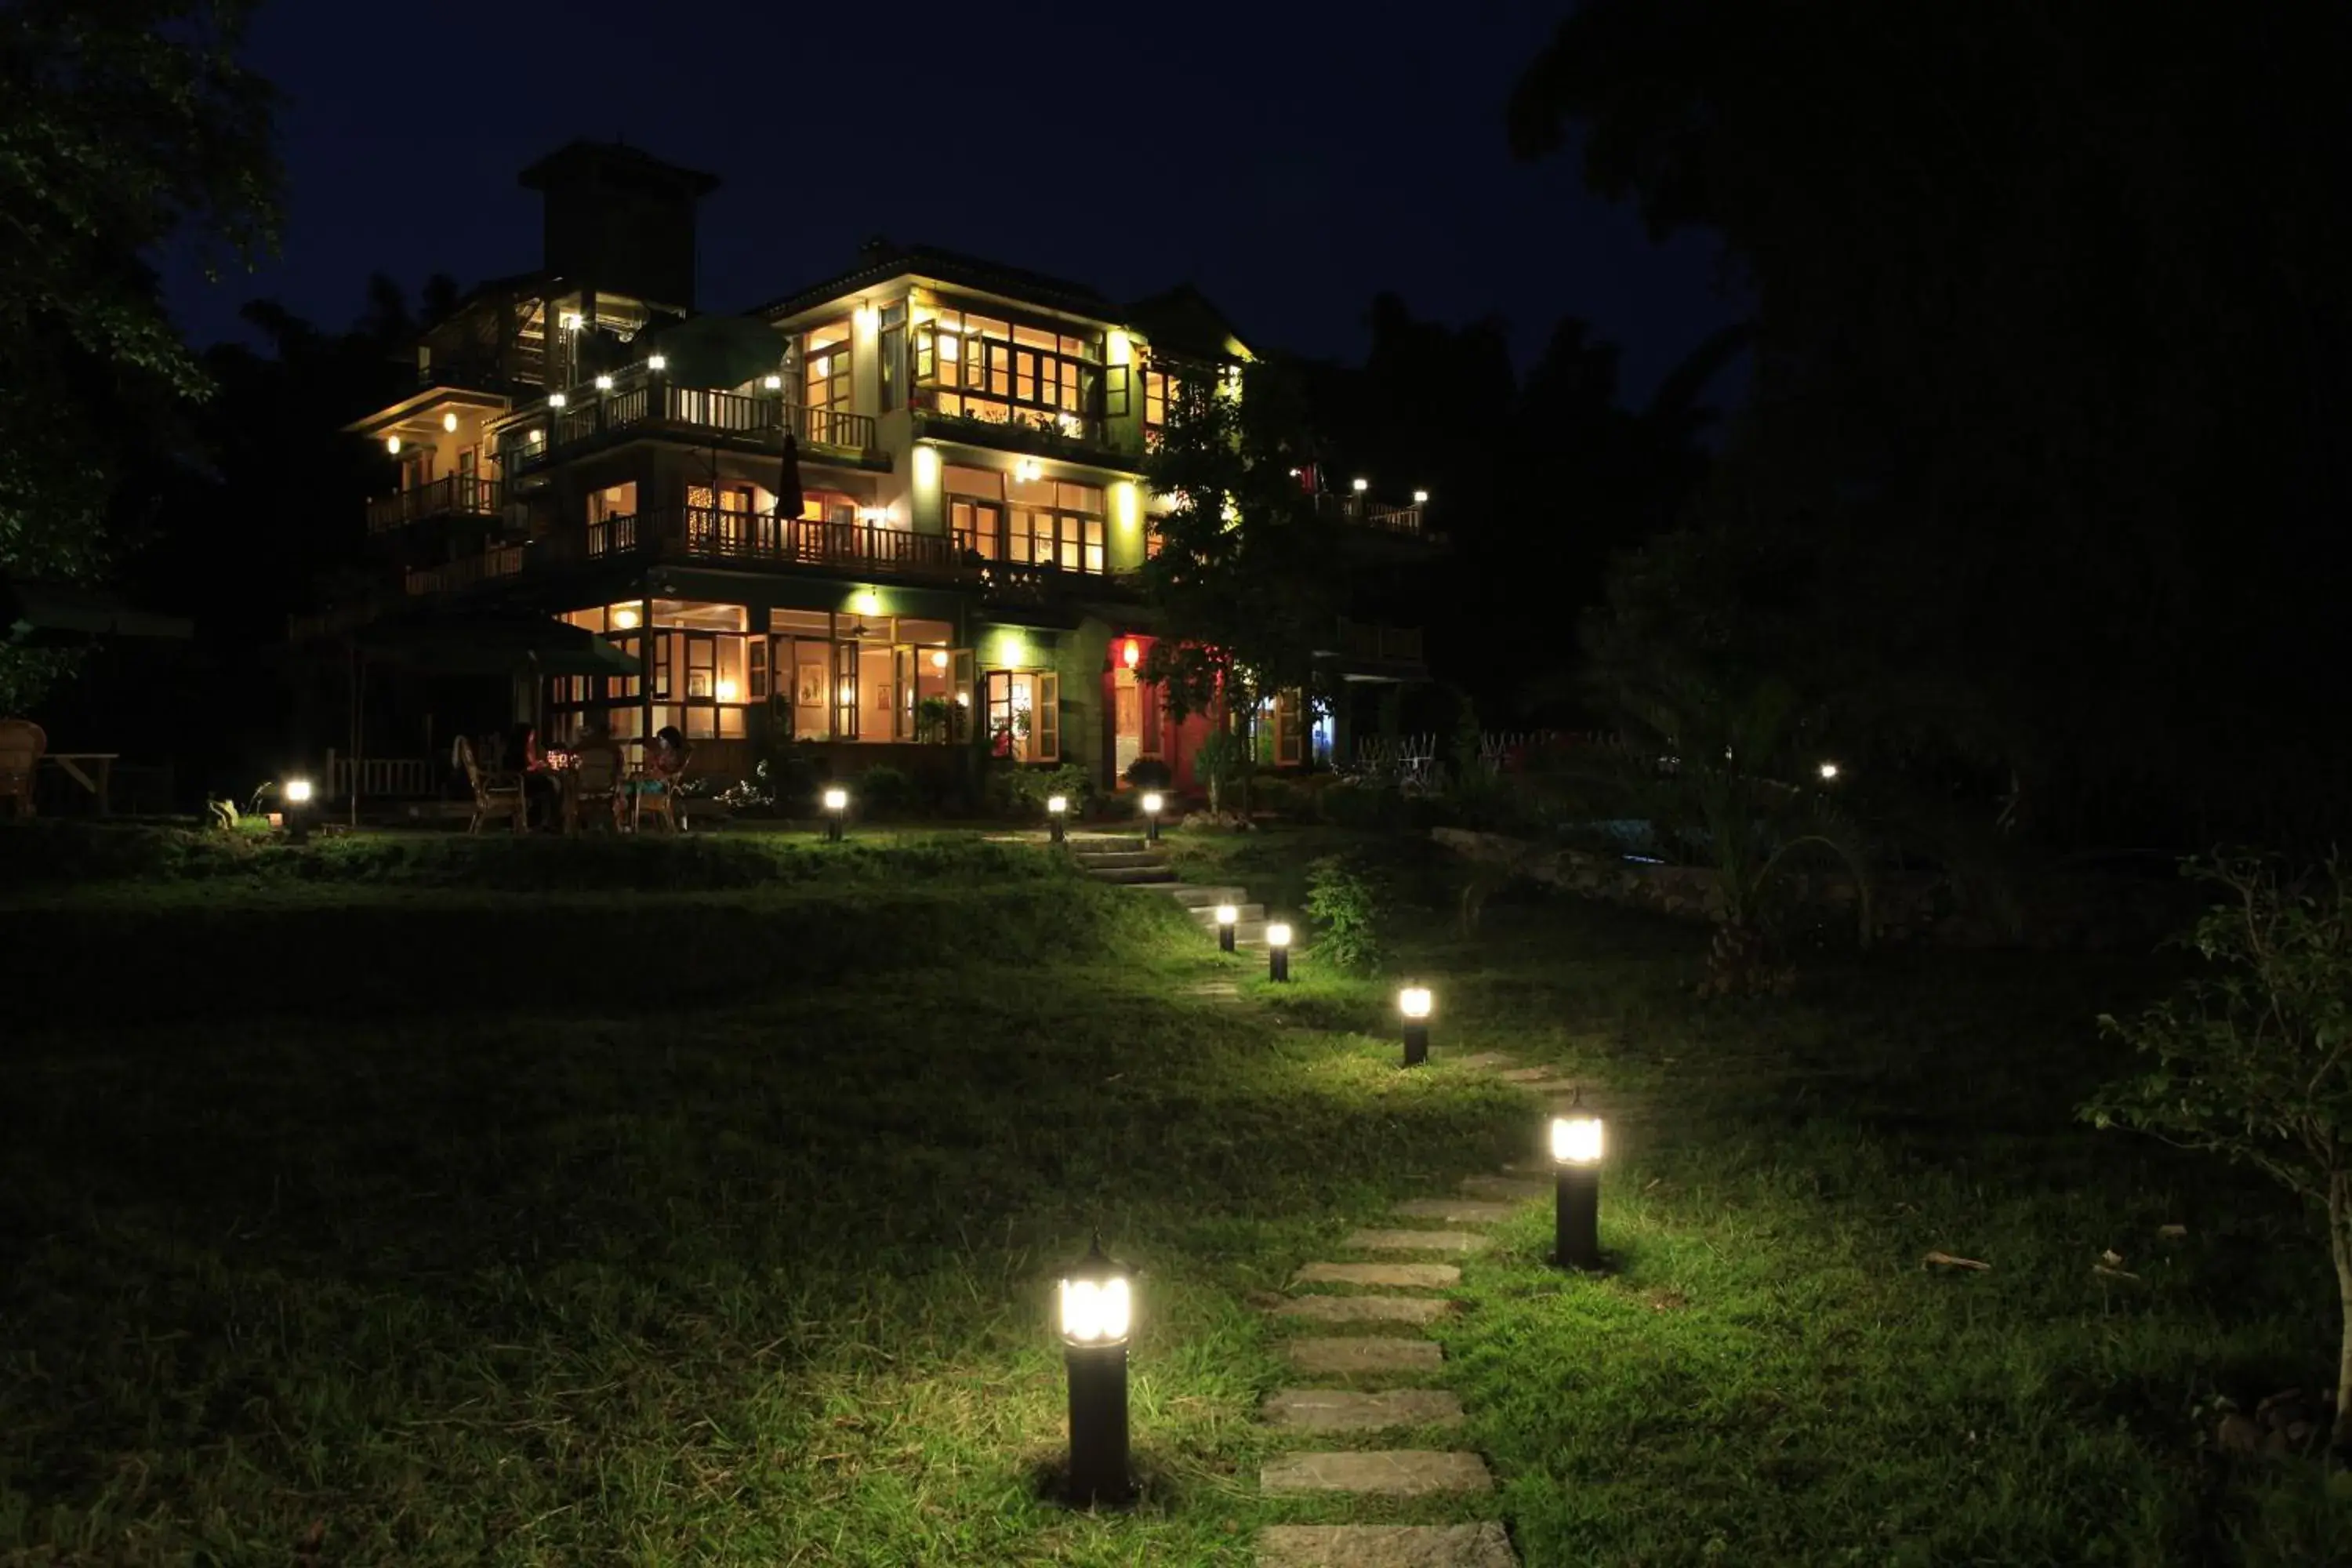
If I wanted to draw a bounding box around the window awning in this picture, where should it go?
[354,611,641,677]
[2,581,194,647]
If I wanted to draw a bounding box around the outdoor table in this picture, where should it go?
[43,753,118,815]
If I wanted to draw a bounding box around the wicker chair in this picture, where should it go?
[568,740,624,835]
[630,746,691,833]
[0,719,44,818]
[457,735,526,835]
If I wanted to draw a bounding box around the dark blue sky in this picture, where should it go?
[168,1,1736,402]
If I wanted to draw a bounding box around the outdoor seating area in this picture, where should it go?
[455,724,694,837]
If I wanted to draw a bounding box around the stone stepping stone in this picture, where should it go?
[1261,1449,1494,1497]
[1446,1053,1518,1071]
[1342,1228,1489,1254]
[1265,1388,1464,1432]
[1494,1067,1558,1083]
[1512,1080,1584,1095]
[1392,1198,1521,1225]
[1286,1337,1443,1375]
[1269,1294,1456,1326]
[1290,1261,1460,1290]
[1257,1523,1519,1567]
[1458,1175,1548,1201]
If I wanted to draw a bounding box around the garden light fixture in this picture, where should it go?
[1398,983,1433,1066]
[1057,1236,1133,1506]
[1266,920,1292,982]
[1047,793,1069,844]
[1550,1103,1605,1271]
[1141,790,1163,844]
[1818,760,1840,782]
[822,786,849,842]
[1216,902,1238,953]
[282,778,314,844]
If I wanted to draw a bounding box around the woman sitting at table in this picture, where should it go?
[507,721,561,832]
[623,725,690,809]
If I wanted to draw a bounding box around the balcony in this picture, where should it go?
[1313,494,1432,539]
[520,373,883,470]
[405,543,526,597]
[367,475,505,534]
[1332,618,1425,666]
[570,507,1102,601]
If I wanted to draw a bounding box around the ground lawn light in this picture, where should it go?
[1047,793,1068,844]
[282,778,314,844]
[1398,982,1432,1066]
[1215,902,1237,953]
[1057,1237,1133,1507]
[1265,920,1291,982]
[1140,791,1163,844]
[822,786,848,842]
[1551,1105,1604,1270]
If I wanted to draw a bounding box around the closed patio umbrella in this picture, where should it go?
[773,431,805,522]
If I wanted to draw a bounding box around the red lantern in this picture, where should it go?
[1121,637,1142,670]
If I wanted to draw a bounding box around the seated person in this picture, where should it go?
[508,721,561,831]
[624,725,691,800]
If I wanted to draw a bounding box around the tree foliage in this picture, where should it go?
[1510,2,2352,845]
[0,0,279,706]
[2084,856,2352,1444]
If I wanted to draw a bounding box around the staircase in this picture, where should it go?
[1068,833,1270,948]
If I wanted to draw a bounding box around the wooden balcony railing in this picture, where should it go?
[366,475,503,533]
[1312,494,1426,536]
[405,543,525,597]
[526,375,880,464]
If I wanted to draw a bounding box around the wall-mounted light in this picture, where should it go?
[1550,1105,1605,1270]
[913,446,942,486]
[612,607,641,630]
[853,303,879,332]
[528,428,545,445]
[853,590,881,617]
[648,354,667,372]
[1818,761,1841,782]
[930,649,949,671]
[442,411,460,434]
[1412,488,1430,505]
[1121,637,1141,671]
[385,435,401,455]
[547,393,568,409]
[857,508,885,525]
[714,679,739,703]
[1014,458,1044,484]
[764,374,784,390]
[1352,477,1370,493]
[559,311,584,332]
[593,374,614,392]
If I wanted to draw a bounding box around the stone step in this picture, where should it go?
[1286,1337,1444,1376]
[1189,901,1268,924]
[1257,1523,1518,1567]
[1341,1229,1490,1255]
[1392,1199,1523,1225]
[1087,865,1180,885]
[1261,1450,1494,1498]
[1268,1294,1456,1326]
[1290,1261,1459,1290]
[1068,834,1145,851]
[1512,1080,1584,1096]
[1073,850,1166,869]
[1264,1388,1464,1432]
[1154,883,1249,907]
[1458,1175,1548,1202]
[1492,1067,1558,1083]
[1446,1052,1519,1071]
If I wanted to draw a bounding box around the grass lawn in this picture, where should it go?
[2,824,2348,1564]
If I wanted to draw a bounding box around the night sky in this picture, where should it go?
[167,2,1733,400]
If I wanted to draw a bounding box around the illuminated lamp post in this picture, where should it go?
[1265,920,1292,982]
[1550,1102,1605,1270]
[282,777,314,844]
[1047,793,1069,844]
[1215,902,1238,953]
[822,786,849,843]
[1140,790,1163,845]
[1058,1236,1133,1507]
[1817,760,1841,782]
[1397,982,1432,1066]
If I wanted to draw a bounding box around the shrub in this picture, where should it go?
[856,764,918,818]
[1123,757,1174,790]
[1316,780,1403,831]
[1305,851,1388,974]
[988,761,1094,817]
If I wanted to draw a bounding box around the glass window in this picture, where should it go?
[803,319,852,412]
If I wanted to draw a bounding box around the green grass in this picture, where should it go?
[2,826,2348,1564]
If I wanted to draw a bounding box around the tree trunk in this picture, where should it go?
[2334,1178,2352,1450]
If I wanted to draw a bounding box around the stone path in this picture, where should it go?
[1062,830,1276,949]
[1251,1045,1586,1566]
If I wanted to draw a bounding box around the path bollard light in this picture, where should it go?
[1047,793,1069,844]
[1058,1237,1133,1507]
[283,778,314,844]
[1140,790,1163,844]
[822,786,849,843]
[1550,1105,1606,1270]
[1216,902,1238,953]
[1265,921,1292,982]
[1398,983,1433,1066]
